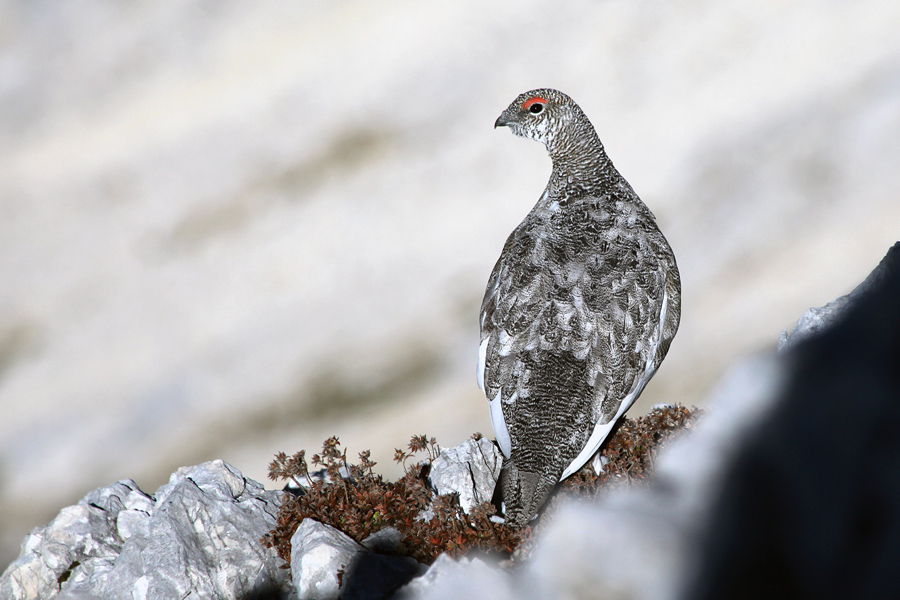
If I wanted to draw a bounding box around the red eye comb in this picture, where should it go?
[523,97,547,110]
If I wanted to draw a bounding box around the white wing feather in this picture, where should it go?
[490,389,512,458]
[476,338,489,391]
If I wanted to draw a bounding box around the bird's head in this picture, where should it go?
[495,88,595,158]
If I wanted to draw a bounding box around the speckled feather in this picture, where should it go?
[481,89,681,528]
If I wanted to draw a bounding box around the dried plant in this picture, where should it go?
[554,404,701,501]
[263,404,700,569]
[263,435,528,566]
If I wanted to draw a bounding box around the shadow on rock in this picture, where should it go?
[341,551,426,600]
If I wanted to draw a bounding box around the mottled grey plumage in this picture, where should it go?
[479,89,681,528]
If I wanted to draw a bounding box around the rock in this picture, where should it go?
[427,437,502,513]
[291,521,424,600]
[0,481,142,600]
[778,241,900,351]
[398,553,513,600]
[687,241,900,599]
[100,460,292,600]
[0,461,293,600]
[291,519,365,600]
[777,296,851,351]
[361,527,404,554]
[341,552,424,600]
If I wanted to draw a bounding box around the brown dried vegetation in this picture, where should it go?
[558,403,699,493]
[263,404,700,568]
[539,404,701,528]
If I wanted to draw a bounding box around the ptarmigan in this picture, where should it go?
[478,88,681,528]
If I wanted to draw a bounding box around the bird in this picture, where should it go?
[478,88,681,528]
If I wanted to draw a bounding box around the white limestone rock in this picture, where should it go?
[427,437,502,513]
[290,519,365,600]
[398,553,513,600]
[0,460,293,600]
[100,460,291,599]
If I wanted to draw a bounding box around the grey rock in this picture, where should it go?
[518,355,785,600]
[13,244,899,600]
[1,489,133,600]
[290,519,365,600]
[0,460,293,600]
[428,438,502,513]
[101,460,291,600]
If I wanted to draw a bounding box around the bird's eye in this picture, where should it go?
[523,97,547,114]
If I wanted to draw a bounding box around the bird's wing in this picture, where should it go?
[478,219,546,458]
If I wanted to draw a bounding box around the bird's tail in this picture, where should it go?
[498,460,560,529]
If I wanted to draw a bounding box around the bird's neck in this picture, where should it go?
[545,134,617,202]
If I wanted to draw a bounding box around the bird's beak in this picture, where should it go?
[494,110,513,129]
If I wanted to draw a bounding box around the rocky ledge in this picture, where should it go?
[2,242,899,600]
[0,433,515,599]
[0,409,695,600]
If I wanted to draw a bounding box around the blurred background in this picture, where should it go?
[1,0,899,569]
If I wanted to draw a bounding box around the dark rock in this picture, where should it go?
[778,241,900,351]
[688,242,900,599]
[341,552,424,600]
[403,245,900,599]
[361,527,403,554]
